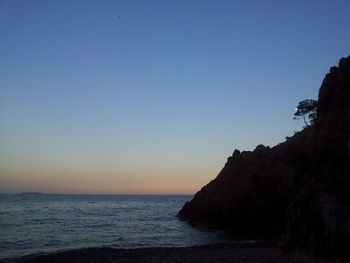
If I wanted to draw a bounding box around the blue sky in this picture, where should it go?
[1,0,349,194]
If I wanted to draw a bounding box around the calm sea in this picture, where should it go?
[0,194,233,259]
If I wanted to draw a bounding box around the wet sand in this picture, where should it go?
[7,242,347,263]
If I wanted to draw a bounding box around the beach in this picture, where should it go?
[10,242,346,263]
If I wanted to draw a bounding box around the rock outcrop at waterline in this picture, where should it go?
[177,56,350,259]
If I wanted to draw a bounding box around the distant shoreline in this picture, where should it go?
[20,192,44,195]
[4,242,335,263]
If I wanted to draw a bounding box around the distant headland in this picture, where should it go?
[21,192,45,195]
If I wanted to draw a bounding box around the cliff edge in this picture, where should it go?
[178,56,350,259]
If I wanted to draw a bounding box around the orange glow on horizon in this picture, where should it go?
[0,165,216,195]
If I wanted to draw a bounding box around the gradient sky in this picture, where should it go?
[1,0,350,194]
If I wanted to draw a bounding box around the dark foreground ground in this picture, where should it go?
[3,243,349,263]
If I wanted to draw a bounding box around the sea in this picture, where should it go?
[0,194,235,259]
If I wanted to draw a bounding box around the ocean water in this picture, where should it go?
[0,194,233,259]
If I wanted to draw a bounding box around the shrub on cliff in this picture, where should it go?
[293,99,317,126]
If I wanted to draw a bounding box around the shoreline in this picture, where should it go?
[3,242,344,263]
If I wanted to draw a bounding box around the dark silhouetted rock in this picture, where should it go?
[283,186,350,259]
[178,55,350,259]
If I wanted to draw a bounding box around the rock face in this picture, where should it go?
[283,187,350,259]
[178,56,350,259]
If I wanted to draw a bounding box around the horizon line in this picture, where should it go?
[0,192,194,196]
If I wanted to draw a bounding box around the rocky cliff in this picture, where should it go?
[178,56,350,259]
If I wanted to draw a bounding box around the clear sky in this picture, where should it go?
[1,0,349,194]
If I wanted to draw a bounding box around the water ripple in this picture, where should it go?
[0,194,233,259]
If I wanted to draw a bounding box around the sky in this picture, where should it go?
[1,0,350,194]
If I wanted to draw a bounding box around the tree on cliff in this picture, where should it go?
[293,99,317,126]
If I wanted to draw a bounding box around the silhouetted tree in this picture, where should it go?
[293,99,317,126]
